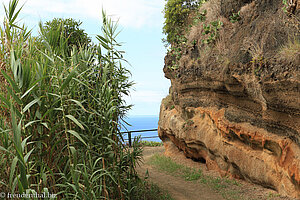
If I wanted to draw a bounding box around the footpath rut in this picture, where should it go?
[136,147,224,200]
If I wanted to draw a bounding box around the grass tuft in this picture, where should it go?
[136,180,174,200]
[279,37,300,64]
[149,154,182,174]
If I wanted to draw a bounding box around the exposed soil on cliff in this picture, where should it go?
[137,146,297,200]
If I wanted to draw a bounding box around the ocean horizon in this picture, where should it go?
[121,115,161,142]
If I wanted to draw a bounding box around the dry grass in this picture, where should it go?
[242,37,265,61]
[239,1,256,16]
[215,28,229,56]
[187,0,221,44]
[279,37,300,65]
[186,0,229,67]
[198,0,221,22]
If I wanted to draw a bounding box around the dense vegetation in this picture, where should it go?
[40,18,92,57]
[163,0,207,45]
[162,0,212,70]
[0,0,154,199]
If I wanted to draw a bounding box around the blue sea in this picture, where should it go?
[121,116,161,142]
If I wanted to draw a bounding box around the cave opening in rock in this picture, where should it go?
[192,157,206,164]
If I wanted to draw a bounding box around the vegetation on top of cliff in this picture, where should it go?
[163,0,227,70]
[163,0,299,75]
[163,0,208,46]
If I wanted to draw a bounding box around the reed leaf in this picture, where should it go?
[67,130,87,146]
[1,69,21,93]
[59,67,76,92]
[22,98,39,113]
[66,115,84,130]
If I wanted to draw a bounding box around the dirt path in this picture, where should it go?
[136,146,224,200]
[137,146,297,200]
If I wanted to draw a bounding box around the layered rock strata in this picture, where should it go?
[159,68,300,198]
[158,0,300,197]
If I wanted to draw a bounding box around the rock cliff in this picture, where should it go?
[158,0,300,198]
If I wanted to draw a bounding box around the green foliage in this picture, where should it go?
[163,0,207,45]
[193,9,207,24]
[0,1,158,199]
[167,34,188,70]
[282,0,288,13]
[163,1,215,71]
[139,140,163,147]
[229,11,241,23]
[40,18,91,56]
[163,1,223,70]
[201,20,223,44]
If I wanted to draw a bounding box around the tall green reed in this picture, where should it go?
[0,1,142,199]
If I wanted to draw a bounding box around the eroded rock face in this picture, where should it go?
[159,101,300,197]
[159,0,300,198]
[159,71,300,198]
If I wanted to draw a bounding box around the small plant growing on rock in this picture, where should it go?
[193,9,207,24]
[162,94,175,110]
[242,37,267,76]
[282,0,288,12]
[229,11,241,23]
[191,39,197,46]
[282,0,297,15]
[171,61,179,70]
[167,35,188,70]
[201,20,223,44]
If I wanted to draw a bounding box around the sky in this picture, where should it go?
[0,0,170,117]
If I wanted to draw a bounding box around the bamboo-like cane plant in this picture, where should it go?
[0,1,144,199]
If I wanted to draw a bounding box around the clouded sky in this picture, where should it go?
[0,0,170,116]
